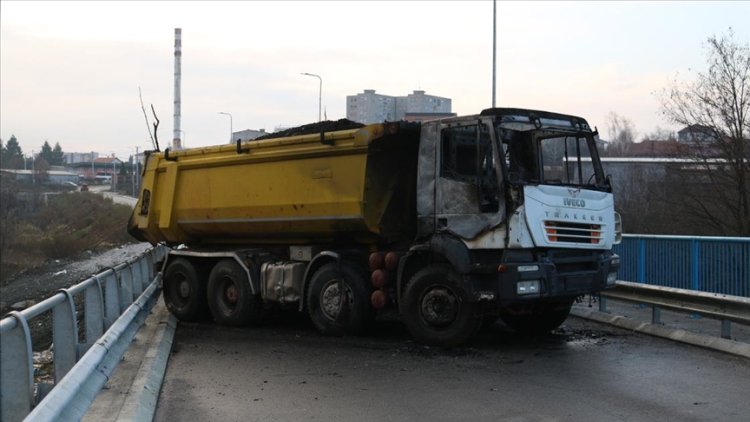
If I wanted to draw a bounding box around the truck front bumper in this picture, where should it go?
[486,249,619,304]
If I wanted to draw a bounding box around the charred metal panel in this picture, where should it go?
[433,121,504,241]
[362,123,420,244]
[416,123,439,236]
[429,235,472,273]
[436,176,503,239]
[437,178,478,215]
[443,214,504,240]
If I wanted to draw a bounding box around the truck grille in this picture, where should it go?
[544,221,602,244]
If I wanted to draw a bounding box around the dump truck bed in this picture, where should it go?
[128,122,421,247]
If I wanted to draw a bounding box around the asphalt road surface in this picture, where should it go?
[155,313,750,422]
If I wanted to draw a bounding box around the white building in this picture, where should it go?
[232,129,269,142]
[64,152,99,164]
[346,90,453,124]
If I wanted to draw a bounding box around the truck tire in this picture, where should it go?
[402,265,480,347]
[207,259,262,326]
[306,262,372,336]
[500,300,573,335]
[163,258,208,321]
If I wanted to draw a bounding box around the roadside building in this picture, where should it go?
[677,125,717,145]
[67,155,124,182]
[63,152,99,164]
[346,89,454,124]
[232,129,269,143]
[0,168,79,185]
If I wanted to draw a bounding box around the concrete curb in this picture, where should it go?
[570,307,750,359]
[115,300,177,421]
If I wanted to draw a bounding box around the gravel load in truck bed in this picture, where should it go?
[254,119,365,141]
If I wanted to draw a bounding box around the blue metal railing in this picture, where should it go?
[614,235,750,297]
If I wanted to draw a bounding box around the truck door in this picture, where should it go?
[435,121,504,239]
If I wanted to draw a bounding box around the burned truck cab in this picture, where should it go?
[401,108,621,345]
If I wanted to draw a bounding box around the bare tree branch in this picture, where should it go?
[139,87,155,149]
[151,104,161,152]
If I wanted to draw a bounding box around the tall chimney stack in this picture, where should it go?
[173,28,182,150]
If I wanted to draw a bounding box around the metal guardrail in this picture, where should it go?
[599,280,750,339]
[614,234,750,297]
[0,245,168,422]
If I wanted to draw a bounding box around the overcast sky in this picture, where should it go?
[1,1,749,160]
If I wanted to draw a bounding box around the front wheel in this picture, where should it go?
[207,259,262,326]
[500,300,573,335]
[402,265,480,347]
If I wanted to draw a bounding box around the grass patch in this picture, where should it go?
[0,191,136,283]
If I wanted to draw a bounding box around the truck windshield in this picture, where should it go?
[497,126,605,188]
[540,135,603,187]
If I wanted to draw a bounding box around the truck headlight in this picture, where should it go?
[517,280,540,295]
[611,254,620,267]
[614,212,623,244]
[606,272,618,286]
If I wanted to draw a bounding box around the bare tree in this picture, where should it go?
[34,157,50,185]
[658,28,750,236]
[604,112,637,156]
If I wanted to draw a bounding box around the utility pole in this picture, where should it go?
[492,0,497,108]
[173,28,183,150]
[218,112,233,142]
[132,147,141,197]
[132,149,136,197]
[301,72,322,123]
[136,147,140,197]
[113,159,117,192]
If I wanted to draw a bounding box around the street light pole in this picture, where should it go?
[492,0,497,108]
[178,130,186,148]
[218,112,233,143]
[301,72,322,123]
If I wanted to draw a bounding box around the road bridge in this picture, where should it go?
[152,311,749,422]
[3,237,748,421]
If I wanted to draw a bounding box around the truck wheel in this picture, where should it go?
[500,301,573,335]
[402,265,480,347]
[306,262,372,336]
[163,258,208,321]
[207,259,262,326]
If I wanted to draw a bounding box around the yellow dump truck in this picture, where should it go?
[129,108,621,346]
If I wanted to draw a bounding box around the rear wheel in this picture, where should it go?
[207,259,262,326]
[402,265,481,347]
[500,300,573,335]
[306,262,372,336]
[163,258,208,321]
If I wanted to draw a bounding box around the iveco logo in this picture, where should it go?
[564,197,586,207]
